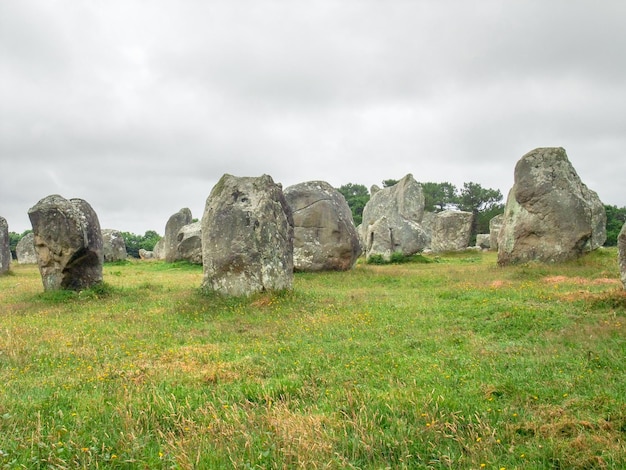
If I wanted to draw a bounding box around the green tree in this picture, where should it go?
[456,182,504,243]
[421,182,458,212]
[337,183,370,226]
[604,204,626,246]
[121,230,162,258]
[382,179,399,188]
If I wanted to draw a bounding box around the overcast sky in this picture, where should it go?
[2,1,625,234]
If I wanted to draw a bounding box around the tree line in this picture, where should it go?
[6,195,626,259]
[338,180,626,246]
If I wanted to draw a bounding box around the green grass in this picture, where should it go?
[1,250,625,469]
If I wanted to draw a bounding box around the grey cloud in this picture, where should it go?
[1,0,625,234]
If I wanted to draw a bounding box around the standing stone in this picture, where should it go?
[153,238,165,260]
[498,147,606,266]
[102,229,127,262]
[163,208,193,263]
[284,181,361,271]
[202,174,294,296]
[16,232,37,264]
[28,195,103,291]
[618,223,626,290]
[429,210,474,252]
[489,214,504,251]
[476,234,491,250]
[360,174,429,260]
[177,222,202,264]
[0,217,9,275]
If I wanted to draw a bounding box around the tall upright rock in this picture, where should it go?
[498,147,606,265]
[284,181,361,271]
[101,229,127,262]
[0,217,10,275]
[176,221,203,265]
[360,174,429,260]
[16,232,37,264]
[201,174,294,296]
[618,223,626,290]
[28,195,103,290]
[163,208,193,263]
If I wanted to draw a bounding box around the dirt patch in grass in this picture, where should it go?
[544,275,621,286]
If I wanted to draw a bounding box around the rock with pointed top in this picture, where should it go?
[498,147,606,265]
[360,174,429,260]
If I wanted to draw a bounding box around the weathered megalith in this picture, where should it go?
[202,174,294,296]
[0,217,9,275]
[489,214,504,251]
[498,147,606,266]
[28,195,103,291]
[16,232,37,264]
[163,208,193,263]
[177,222,202,265]
[102,229,127,262]
[284,180,361,271]
[618,223,626,290]
[429,210,473,252]
[476,234,491,250]
[139,249,155,259]
[360,174,429,260]
[153,238,165,260]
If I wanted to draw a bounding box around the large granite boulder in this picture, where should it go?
[202,174,294,296]
[476,234,491,250]
[498,147,606,266]
[360,174,429,260]
[16,232,37,264]
[177,222,202,264]
[0,217,9,275]
[284,181,361,271]
[429,210,473,252]
[163,208,193,263]
[28,195,103,291]
[619,223,626,290]
[102,229,127,262]
[139,249,155,259]
[153,238,165,260]
[489,214,504,251]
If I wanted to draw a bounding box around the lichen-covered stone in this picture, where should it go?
[284,180,360,271]
[429,210,473,252]
[176,222,202,265]
[618,223,626,290]
[0,217,10,275]
[202,174,294,296]
[498,147,606,265]
[28,195,103,290]
[163,208,193,263]
[102,229,127,262]
[16,232,37,264]
[360,174,429,260]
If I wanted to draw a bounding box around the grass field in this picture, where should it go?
[1,249,625,469]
